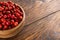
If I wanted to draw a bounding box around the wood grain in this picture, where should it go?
[0,0,60,40]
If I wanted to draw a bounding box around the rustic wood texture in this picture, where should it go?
[0,0,60,40]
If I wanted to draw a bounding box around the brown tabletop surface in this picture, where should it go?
[0,0,60,40]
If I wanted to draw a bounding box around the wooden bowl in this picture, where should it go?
[0,4,25,38]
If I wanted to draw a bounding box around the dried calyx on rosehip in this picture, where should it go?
[0,1,23,30]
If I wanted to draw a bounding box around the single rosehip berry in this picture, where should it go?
[0,2,3,4]
[3,25,7,30]
[8,6,12,10]
[16,13,20,17]
[19,16,23,20]
[0,24,2,29]
[0,7,4,11]
[1,18,6,24]
[14,22,18,26]
[11,14,15,19]
[12,6,15,8]
[1,18,5,22]
[11,20,14,24]
[19,12,23,16]
[6,21,10,26]
[3,11,6,14]
[14,16,17,20]
[3,20,6,23]
[3,15,7,18]
[2,22,5,25]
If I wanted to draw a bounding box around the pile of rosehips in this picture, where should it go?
[0,1,23,30]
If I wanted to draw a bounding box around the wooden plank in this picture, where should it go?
[22,0,60,25]
[34,11,60,40]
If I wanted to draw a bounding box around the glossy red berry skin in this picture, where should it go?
[16,13,20,17]
[19,16,23,20]
[6,21,10,26]
[2,22,5,25]
[3,25,7,30]
[3,15,7,18]
[0,24,2,29]
[14,22,18,26]
[11,15,15,19]
[11,20,14,24]
[8,14,11,18]
[3,11,6,14]
[0,7,4,11]
[8,6,12,10]
[1,18,5,22]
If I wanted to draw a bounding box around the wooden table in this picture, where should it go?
[0,0,60,40]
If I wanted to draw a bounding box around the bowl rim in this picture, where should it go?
[0,4,25,32]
